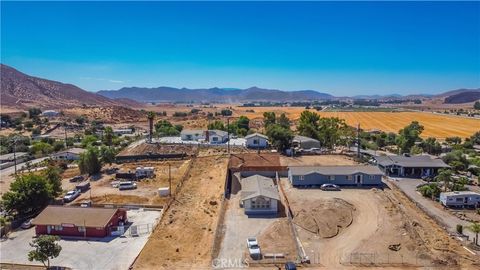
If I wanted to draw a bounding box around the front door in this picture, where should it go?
[355,175,362,186]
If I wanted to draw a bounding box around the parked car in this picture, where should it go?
[69,175,85,183]
[118,181,137,190]
[246,237,261,258]
[63,190,81,202]
[320,183,340,191]
[21,219,34,229]
[75,181,91,192]
[285,262,297,270]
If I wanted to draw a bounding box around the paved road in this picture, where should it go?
[389,177,478,248]
[0,157,49,194]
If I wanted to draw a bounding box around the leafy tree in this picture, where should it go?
[435,169,453,192]
[155,120,181,136]
[277,113,291,129]
[297,111,320,139]
[468,222,480,246]
[1,174,53,217]
[81,135,99,148]
[410,145,423,155]
[396,121,424,153]
[470,131,480,145]
[236,116,250,131]
[28,235,62,269]
[28,108,42,119]
[99,146,117,165]
[220,109,232,116]
[42,166,62,197]
[208,120,226,131]
[443,150,469,172]
[421,137,442,155]
[266,124,293,151]
[474,101,480,110]
[52,141,65,152]
[418,183,441,199]
[263,112,276,128]
[31,142,54,156]
[78,148,101,175]
[103,126,114,146]
[445,136,462,145]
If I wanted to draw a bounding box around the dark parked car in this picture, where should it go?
[285,262,297,270]
[69,175,85,183]
[75,181,91,192]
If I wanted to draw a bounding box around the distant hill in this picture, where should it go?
[97,86,334,102]
[0,64,120,109]
[435,88,480,98]
[443,90,480,104]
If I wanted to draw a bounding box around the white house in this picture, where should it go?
[51,148,85,161]
[136,166,155,178]
[245,133,268,149]
[113,128,134,136]
[440,191,480,208]
[206,130,229,144]
[240,174,280,216]
[181,129,205,141]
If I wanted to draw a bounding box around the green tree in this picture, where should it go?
[263,112,276,128]
[442,150,469,172]
[474,101,480,110]
[99,146,116,165]
[208,120,226,131]
[28,235,62,269]
[468,222,480,246]
[103,126,114,146]
[396,121,424,153]
[410,145,423,155]
[1,174,53,217]
[28,108,42,119]
[421,137,442,155]
[277,113,291,129]
[418,183,441,199]
[297,111,320,140]
[435,169,453,192]
[445,136,462,145]
[155,120,181,136]
[81,135,99,148]
[31,142,54,156]
[78,148,101,175]
[236,116,250,131]
[266,124,293,151]
[42,166,62,197]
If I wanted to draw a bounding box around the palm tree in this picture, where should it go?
[468,222,480,246]
[146,111,155,143]
[435,169,452,192]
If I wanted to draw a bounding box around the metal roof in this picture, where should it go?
[375,155,449,168]
[292,135,319,143]
[441,191,480,197]
[241,175,280,201]
[245,133,268,140]
[289,165,383,176]
[32,206,120,228]
[208,129,228,137]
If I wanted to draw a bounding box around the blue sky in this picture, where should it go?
[1,1,479,96]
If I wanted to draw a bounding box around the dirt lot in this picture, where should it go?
[62,160,190,205]
[281,155,358,167]
[133,155,229,269]
[282,180,479,269]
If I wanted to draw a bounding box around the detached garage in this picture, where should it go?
[33,206,127,238]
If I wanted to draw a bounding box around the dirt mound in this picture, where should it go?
[293,198,355,238]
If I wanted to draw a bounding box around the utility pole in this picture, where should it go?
[356,123,361,159]
[13,138,17,175]
[168,163,172,197]
[227,117,230,154]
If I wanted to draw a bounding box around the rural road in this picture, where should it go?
[0,157,48,194]
[389,177,478,249]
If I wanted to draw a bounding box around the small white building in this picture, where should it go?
[42,110,59,117]
[245,133,268,149]
[440,191,480,208]
[181,129,205,141]
[240,175,280,216]
[136,166,155,178]
[51,148,85,161]
[206,130,229,144]
[113,128,134,136]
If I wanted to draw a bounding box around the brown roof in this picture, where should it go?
[229,153,286,172]
[32,206,120,228]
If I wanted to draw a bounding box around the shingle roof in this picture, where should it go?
[245,133,268,140]
[289,165,383,176]
[241,175,280,201]
[32,206,120,228]
[375,155,449,168]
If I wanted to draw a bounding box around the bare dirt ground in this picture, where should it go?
[62,160,190,205]
[282,180,479,269]
[133,155,229,269]
[281,155,358,167]
[257,218,297,260]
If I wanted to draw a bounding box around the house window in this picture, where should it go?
[455,198,463,202]
[299,175,304,181]
[54,225,63,231]
[253,139,259,145]
[78,226,86,232]
[212,137,218,142]
[346,175,352,180]
[329,175,335,181]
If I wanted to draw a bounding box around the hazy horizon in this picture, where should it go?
[2,1,479,96]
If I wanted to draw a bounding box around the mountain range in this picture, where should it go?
[1,64,479,109]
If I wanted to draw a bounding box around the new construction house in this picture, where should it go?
[289,165,383,187]
[240,174,280,215]
[375,155,449,177]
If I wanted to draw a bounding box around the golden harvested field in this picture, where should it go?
[231,106,480,139]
